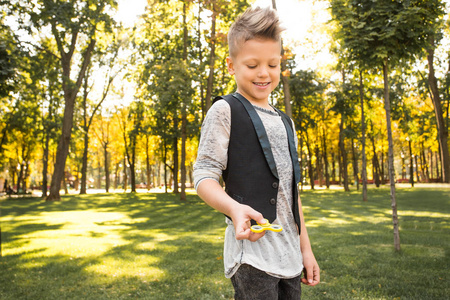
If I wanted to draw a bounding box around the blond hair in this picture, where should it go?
[228,6,284,58]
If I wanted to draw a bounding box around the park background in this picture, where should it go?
[1,0,449,299]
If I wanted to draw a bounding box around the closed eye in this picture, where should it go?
[247,65,257,69]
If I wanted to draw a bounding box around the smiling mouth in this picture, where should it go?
[254,82,270,86]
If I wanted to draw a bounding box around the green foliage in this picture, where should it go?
[0,28,16,98]
[330,0,446,68]
[290,69,328,132]
[1,0,448,194]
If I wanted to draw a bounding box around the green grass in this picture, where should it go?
[0,188,449,299]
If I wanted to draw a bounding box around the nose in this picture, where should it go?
[257,66,269,78]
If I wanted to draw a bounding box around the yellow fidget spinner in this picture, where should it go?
[250,219,283,233]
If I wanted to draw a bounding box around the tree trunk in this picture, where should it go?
[371,138,381,187]
[422,143,429,182]
[305,136,314,190]
[129,143,136,193]
[280,54,292,117]
[205,0,216,112]
[96,147,101,189]
[42,129,49,197]
[62,169,68,194]
[338,146,342,185]
[180,0,188,201]
[382,58,400,252]
[42,92,53,197]
[47,102,75,200]
[180,110,187,200]
[146,136,151,190]
[80,132,89,194]
[24,161,30,192]
[272,0,292,116]
[332,150,336,183]
[427,39,450,183]
[17,160,23,193]
[351,138,360,191]
[415,155,420,183]
[104,144,109,193]
[322,132,330,188]
[339,115,349,191]
[114,162,119,190]
[408,139,414,187]
[173,119,179,194]
[164,139,168,193]
[372,147,381,187]
[80,74,89,194]
[359,70,368,201]
[47,39,96,201]
[430,149,436,180]
[436,151,441,180]
[123,156,128,191]
[315,145,323,187]
[300,137,304,191]
[197,1,205,121]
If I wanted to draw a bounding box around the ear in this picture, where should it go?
[226,57,235,75]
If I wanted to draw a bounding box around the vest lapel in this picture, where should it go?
[232,93,279,180]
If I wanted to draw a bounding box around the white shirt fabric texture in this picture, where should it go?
[193,99,303,279]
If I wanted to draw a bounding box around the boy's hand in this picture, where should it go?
[301,251,320,286]
[230,204,266,242]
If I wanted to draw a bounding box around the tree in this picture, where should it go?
[0,18,21,155]
[272,0,292,118]
[358,69,368,200]
[204,0,217,113]
[290,69,328,189]
[79,30,124,194]
[427,37,450,182]
[330,69,359,192]
[35,40,63,198]
[331,0,446,251]
[4,0,118,200]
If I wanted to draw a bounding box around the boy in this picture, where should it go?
[194,6,320,299]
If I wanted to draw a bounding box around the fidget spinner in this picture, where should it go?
[250,219,283,233]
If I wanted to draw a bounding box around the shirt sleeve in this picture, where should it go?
[193,100,231,190]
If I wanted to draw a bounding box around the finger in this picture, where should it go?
[248,230,265,242]
[235,228,251,240]
[306,266,314,284]
[301,267,320,286]
[306,268,314,284]
[313,267,320,285]
[246,209,265,224]
[301,267,313,285]
[236,228,266,241]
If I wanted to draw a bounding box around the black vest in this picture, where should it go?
[213,93,302,234]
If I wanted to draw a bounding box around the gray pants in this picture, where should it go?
[231,264,302,300]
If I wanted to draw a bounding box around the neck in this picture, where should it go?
[236,91,273,111]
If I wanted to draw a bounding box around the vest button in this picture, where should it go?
[269,198,277,205]
[272,182,278,189]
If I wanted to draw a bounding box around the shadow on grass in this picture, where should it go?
[299,188,449,299]
[1,192,231,299]
[1,188,449,299]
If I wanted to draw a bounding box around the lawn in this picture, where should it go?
[0,188,449,299]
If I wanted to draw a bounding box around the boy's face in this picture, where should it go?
[227,38,281,105]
